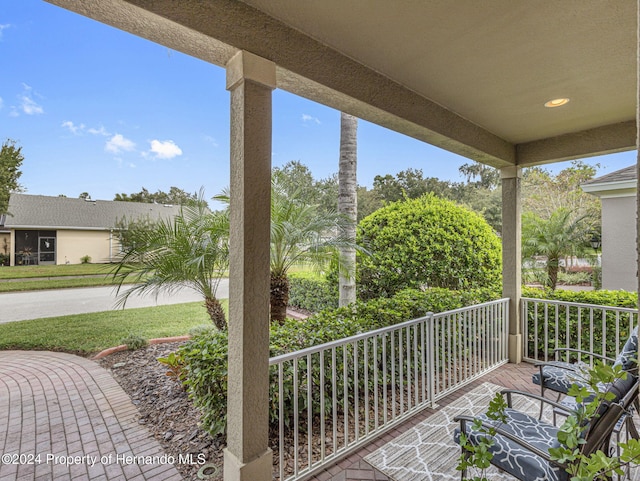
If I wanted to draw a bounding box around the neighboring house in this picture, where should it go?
[0,194,182,266]
[582,165,637,291]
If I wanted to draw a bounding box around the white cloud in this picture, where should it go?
[61,120,85,135]
[16,84,44,115]
[302,113,321,125]
[148,139,182,159]
[105,134,136,154]
[0,24,11,41]
[204,135,219,148]
[0,97,3,110]
[21,96,43,115]
[88,126,110,136]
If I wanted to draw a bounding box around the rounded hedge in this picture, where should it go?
[357,194,502,299]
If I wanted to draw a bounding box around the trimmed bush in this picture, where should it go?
[288,275,338,312]
[357,194,502,300]
[178,286,500,436]
[522,287,637,360]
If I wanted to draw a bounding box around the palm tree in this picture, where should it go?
[338,112,358,307]
[522,208,592,290]
[216,173,359,323]
[111,199,229,330]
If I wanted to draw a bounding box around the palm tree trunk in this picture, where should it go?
[205,296,227,330]
[338,112,358,307]
[547,257,559,290]
[270,272,289,324]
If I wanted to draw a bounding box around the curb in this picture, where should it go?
[92,335,191,360]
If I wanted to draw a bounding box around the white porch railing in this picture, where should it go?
[521,297,639,363]
[269,298,510,481]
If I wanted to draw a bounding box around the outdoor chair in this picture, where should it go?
[453,373,640,481]
[532,327,638,415]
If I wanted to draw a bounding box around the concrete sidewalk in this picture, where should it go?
[0,351,183,481]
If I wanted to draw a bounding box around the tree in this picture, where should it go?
[522,208,593,290]
[338,112,358,307]
[111,198,229,329]
[114,186,204,207]
[79,192,91,200]
[522,161,600,224]
[372,168,454,204]
[0,139,25,214]
[216,172,359,323]
[357,194,502,299]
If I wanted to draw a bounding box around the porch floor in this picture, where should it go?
[306,361,539,481]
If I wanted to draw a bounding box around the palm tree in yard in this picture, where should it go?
[338,112,358,307]
[111,199,230,330]
[522,208,593,290]
[216,173,359,323]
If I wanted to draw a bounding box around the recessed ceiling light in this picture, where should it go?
[544,98,570,108]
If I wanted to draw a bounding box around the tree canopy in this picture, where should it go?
[0,139,25,214]
[114,186,205,207]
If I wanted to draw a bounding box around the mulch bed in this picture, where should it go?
[97,342,224,481]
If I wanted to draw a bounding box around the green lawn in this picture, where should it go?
[0,263,139,292]
[0,263,112,279]
[0,301,225,356]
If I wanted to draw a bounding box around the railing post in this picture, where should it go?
[425,312,437,408]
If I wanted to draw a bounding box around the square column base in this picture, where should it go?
[508,333,522,364]
[223,448,272,481]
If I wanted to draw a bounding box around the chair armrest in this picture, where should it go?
[498,389,578,412]
[453,414,567,469]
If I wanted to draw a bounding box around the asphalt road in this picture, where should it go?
[0,279,229,324]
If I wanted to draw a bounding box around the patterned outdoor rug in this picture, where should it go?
[364,382,552,481]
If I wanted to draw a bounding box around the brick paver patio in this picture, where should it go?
[0,351,183,481]
[305,362,539,481]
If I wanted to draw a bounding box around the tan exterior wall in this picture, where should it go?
[56,230,119,265]
[601,195,637,291]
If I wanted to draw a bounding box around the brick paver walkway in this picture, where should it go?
[0,351,183,481]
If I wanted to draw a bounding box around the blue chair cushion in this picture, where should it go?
[532,361,590,395]
[613,327,638,372]
[455,408,568,481]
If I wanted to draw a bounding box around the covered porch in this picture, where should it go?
[43,2,640,480]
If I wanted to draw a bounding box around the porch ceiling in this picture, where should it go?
[46,0,637,169]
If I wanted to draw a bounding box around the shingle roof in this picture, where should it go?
[1,194,182,230]
[582,164,637,185]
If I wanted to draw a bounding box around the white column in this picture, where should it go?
[501,166,522,363]
[223,50,275,481]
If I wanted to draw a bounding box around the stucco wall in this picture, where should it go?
[601,196,637,291]
[56,230,120,265]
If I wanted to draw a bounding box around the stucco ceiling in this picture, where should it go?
[46,0,638,169]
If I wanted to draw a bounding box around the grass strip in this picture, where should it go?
[0,276,130,293]
[0,301,225,356]
[0,263,112,279]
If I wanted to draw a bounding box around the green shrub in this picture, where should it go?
[357,194,502,300]
[288,275,338,312]
[557,271,591,285]
[120,333,148,350]
[522,287,637,360]
[80,255,92,264]
[179,286,500,436]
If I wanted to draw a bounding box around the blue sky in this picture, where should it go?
[1,1,637,205]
